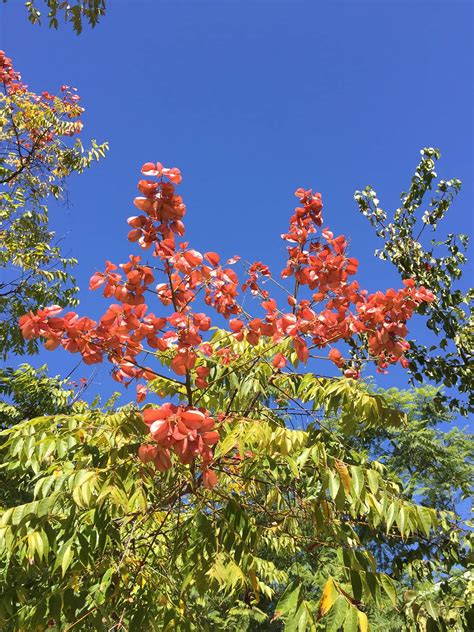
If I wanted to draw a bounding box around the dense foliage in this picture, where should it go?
[0,370,471,630]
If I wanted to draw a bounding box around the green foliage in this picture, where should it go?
[0,363,75,429]
[403,569,474,632]
[342,385,473,632]
[0,363,85,514]
[352,386,473,513]
[355,148,473,415]
[2,0,106,34]
[0,360,471,630]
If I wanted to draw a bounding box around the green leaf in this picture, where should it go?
[276,581,302,620]
[328,470,341,500]
[385,502,398,534]
[425,599,440,621]
[350,466,364,498]
[285,601,307,632]
[380,574,397,607]
[343,606,359,632]
[54,538,75,577]
[366,470,379,495]
[325,597,349,631]
[396,506,407,537]
[416,505,433,538]
[350,570,363,602]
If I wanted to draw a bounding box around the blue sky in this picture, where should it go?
[1,1,472,404]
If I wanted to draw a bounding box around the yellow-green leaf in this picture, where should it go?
[357,609,368,632]
[319,577,339,617]
[334,460,351,493]
[380,574,397,607]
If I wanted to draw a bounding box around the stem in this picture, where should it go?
[292,277,300,314]
[185,372,193,407]
[166,266,195,407]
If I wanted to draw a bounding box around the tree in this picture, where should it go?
[1,157,471,630]
[0,363,75,430]
[2,0,106,34]
[0,364,79,509]
[352,385,472,513]
[342,385,473,631]
[355,148,473,415]
[0,50,108,357]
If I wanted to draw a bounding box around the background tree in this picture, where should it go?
[353,385,472,513]
[0,364,79,509]
[0,363,75,430]
[339,384,473,631]
[0,50,108,357]
[2,0,106,34]
[355,148,473,415]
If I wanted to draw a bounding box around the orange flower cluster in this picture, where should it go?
[139,405,219,487]
[233,190,434,370]
[19,159,436,480]
[281,187,324,244]
[89,257,154,306]
[19,160,435,383]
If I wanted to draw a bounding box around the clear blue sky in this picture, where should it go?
[1,1,473,403]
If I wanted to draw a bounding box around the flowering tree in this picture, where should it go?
[1,159,471,630]
[18,160,435,481]
[0,163,470,630]
[0,50,107,357]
